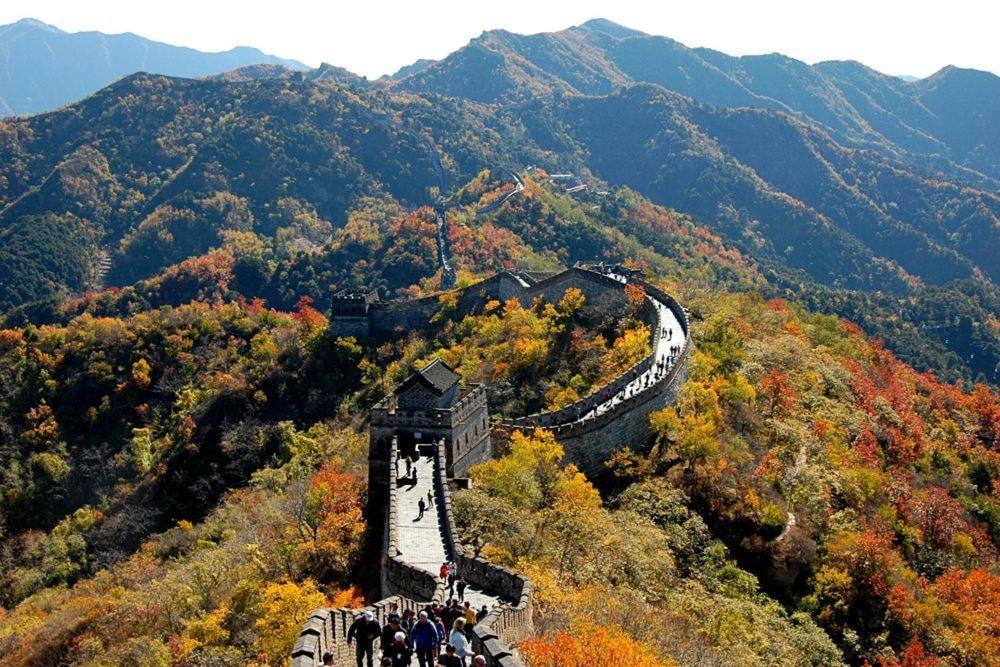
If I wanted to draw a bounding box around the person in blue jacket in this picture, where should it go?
[409,610,440,667]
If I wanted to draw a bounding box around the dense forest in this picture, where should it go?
[0,174,998,666]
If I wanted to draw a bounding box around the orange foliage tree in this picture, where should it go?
[521,624,671,667]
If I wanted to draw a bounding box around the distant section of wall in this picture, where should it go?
[336,266,636,340]
[531,348,689,475]
[499,273,692,478]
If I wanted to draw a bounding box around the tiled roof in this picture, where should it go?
[397,358,460,396]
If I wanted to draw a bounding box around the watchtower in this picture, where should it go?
[329,288,377,338]
[370,359,492,480]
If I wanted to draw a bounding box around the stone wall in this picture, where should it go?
[499,275,692,478]
[432,445,533,667]
[449,386,493,478]
[384,438,449,601]
[347,266,635,340]
[532,347,689,476]
[291,596,430,667]
[300,265,691,666]
[292,437,446,667]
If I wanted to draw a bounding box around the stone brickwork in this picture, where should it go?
[370,362,492,480]
[296,263,691,666]
[499,272,691,477]
[340,266,635,341]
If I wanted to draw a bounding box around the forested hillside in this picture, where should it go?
[1,57,997,382]
[1,175,999,666]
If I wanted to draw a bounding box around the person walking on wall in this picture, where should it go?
[449,619,472,666]
[411,610,440,667]
[381,613,406,654]
[417,497,426,520]
[384,631,413,667]
[462,601,476,628]
[455,577,467,602]
[347,611,381,667]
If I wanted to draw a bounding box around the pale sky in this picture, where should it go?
[2,0,997,79]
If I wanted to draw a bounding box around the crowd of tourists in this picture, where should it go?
[340,595,492,667]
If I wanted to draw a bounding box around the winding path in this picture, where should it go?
[579,272,687,421]
[295,213,689,667]
[395,452,502,611]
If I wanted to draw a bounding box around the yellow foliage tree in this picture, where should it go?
[254,580,327,665]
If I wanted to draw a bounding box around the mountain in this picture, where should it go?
[395,19,1000,187]
[0,68,998,382]
[0,18,306,115]
[1,20,1000,667]
[0,20,997,385]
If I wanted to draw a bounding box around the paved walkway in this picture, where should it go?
[579,273,687,421]
[396,454,447,573]
[394,451,503,610]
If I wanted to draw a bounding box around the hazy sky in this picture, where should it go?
[2,0,997,79]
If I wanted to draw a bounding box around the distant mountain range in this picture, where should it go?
[0,18,997,382]
[390,19,999,188]
[0,18,306,115]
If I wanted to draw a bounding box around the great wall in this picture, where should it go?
[291,261,690,665]
[292,162,690,665]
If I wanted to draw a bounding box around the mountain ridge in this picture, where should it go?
[0,17,307,116]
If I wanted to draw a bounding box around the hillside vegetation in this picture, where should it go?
[0,175,998,666]
[1,42,997,382]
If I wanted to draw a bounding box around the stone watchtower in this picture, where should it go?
[370,359,492,481]
[329,288,378,338]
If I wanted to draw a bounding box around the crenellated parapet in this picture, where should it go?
[299,261,691,665]
[497,269,692,477]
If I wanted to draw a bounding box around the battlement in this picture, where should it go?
[298,263,692,664]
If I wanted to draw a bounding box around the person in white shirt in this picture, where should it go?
[448,618,472,666]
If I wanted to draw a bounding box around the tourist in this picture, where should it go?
[405,457,412,476]
[436,644,463,667]
[434,614,448,646]
[401,609,417,634]
[448,619,472,666]
[410,611,440,667]
[427,488,434,507]
[347,611,381,667]
[441,599,459,630]
[462,601,476,626]
[472,656,487,667]
[382,613,406,652]
[455,577,467,602]
[476,605,489,622]
[383,631,413,667]
[439,562,449,583]
[323,653,335,666]
[417,497,426,520]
